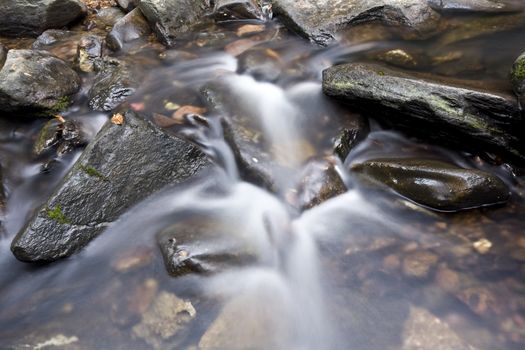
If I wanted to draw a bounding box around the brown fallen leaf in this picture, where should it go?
[236,24,265,37]
[265,48,281,61]
[153,113,178,128]
[55,115,66,123]
[172,105,207,122]
[111,113,124,125]
[224,39,260,57]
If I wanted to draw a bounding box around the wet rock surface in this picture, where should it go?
[428,0,523,13]
[157,216,258,277]
[510,52,525,106]
[0,50,80,116]
[88,58,141,111]
[117,0,140,12]
[0,43,6,70]
[352,158,510,211]
[138,0,211,47]
[0,0,87,37]
[323,63,524,163]
[272,0,441,45]
[11,110,210,262]
[106,8,152,51]
[213,0,270,21]
[77,35,103,72]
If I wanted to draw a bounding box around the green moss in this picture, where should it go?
[50,96,71,114]
[377,70,385,76]
[46,205,70,224]
[512,58,525,80]
[80,164,108,181]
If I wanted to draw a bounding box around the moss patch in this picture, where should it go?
[80,164,109,181]
[512,58,525,81]
[46,205,70,224]
[50,96,71,114]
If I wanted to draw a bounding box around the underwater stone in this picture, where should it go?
[11,110,210,262]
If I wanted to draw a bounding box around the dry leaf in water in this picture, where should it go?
[236,24,265,37]
[130,102,145,111]
[225,39,260,56]
[153,113,178,128]
[111,113,124,125]
[172,105,207,122]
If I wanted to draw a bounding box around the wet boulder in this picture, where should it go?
[0,50,80,116]
[428,0,523,13]
[271,0,440,45]
[11,110,210,262]
[351,158,510,211]
[0,43,6,70]
[88,59,141,111]
[138,0,211,47]
[213,0,270,21]
[510,52,525,106]
[76,35,103,73]
[0,0,87,37]
[106,8,152,51]
[157,216,258,277]
[323,63,525,163]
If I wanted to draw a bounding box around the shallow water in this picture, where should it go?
[1,12,525,350]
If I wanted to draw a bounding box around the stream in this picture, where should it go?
[1,3,525,350]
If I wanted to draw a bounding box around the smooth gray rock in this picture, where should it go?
[11,110,210,262]
[323,63,525,163]
[271,0,440,45]
[0,0,87,37]
[351,158,510,211]
[428,0,523,13]
[0,50,80,115]
[138,0,211,47]
[88,59,140,111]
[117,0,140,12]
[106,8,152,51]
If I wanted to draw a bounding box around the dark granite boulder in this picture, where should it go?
[11,110,210,262]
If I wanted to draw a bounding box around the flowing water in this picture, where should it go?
[1,12,525,350]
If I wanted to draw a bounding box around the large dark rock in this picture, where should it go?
[271,0,440,45]
[138,0,211,47]
[428,0,523,13]
[0,0,87,37]
[106,8,152,51]
[0,50,80,115]
[351,158,510,211]
[11,110,210,262]
[88,59,140,111]
[323,63,525,163]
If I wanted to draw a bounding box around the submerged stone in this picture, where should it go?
[138,0,211,47]
[0,0,87,37]
[323,63,524,163]
[11,110,209,262]
[0,50,80,116]
[351,158,509,212]
[271,0,440,45]
[106,8,152,51]
[88,59,141,111]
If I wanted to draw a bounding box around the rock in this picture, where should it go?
[77,35,103,72]
[132,291,196,350]
[351,158,510,212]
[271,0,440,45]
[0,0,87,37]
[157,216,258,277]
[88,59,140,111]
[323,63,525,163]
[199,295,290,350]
[95,7,126,27]
[11,110,210,262]
[0,50,80,115]
[510,52,525,106]
[402,306,476,350]
[428,0,523,13]
[32,30,82,62]
[0,43,7,70]
[106,8,152,51]
[402,250,439,279]
[138,0,211,47]
[117,0,140,12]
[237,47,283,82]
[295,156,347,210]
[213,0,270,21]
